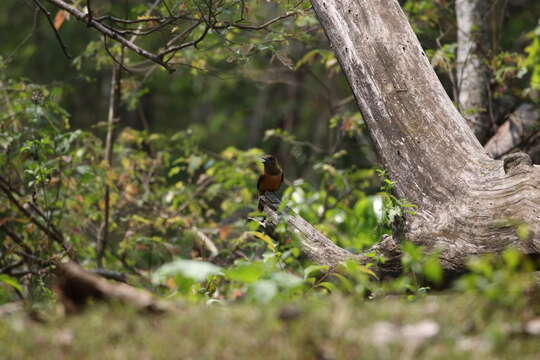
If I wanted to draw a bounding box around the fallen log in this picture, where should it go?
[54,262,172,314]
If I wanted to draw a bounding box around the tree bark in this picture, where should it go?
[54,262,171,314]
[303,0,540,272]
[455,0,496,143]
[260,192,402,276]
[485,103,540,159]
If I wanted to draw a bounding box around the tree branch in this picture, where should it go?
[259,192,401,276]
[103,35,133,74]
[93,15,195,24]
[2,225,56,267]
[96,65,121,267]
[42,0,301,72]
[32,0,72,59]
[54,262,172,313]
[159,24,210,57]
[0,175,72,257]
[191,227,219,260]
[44,0,174,72]
[214,11,298,30]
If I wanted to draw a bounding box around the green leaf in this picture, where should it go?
[316,281,336,292]
[331,273,353,292]
[168,166,181,177]
[342,260,379,280]
[303,264,329,279]
[249,280,277,303]
[0,275,22,293]
[152,259,222,284]
[271,272,303,288]
[502,249,522,270]
[247,231,276,252]
[423,257,443,284]
[225,262,265,284]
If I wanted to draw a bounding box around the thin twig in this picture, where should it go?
[159,24,210,56]
[2,226,55,266]
[103,35,133,74]
[7,7,40,62]
[0,260,24,275]
[110,250,146,278]
[32,0,72,59]
[86,0,92,25]
[192,227,219,259]
[43,0,301,72]
[162,0,173,17]
[0,175,72,257]
[214,11,297,30]
[96,65,121,267]
[111,17,177,36]
[166,21,201,47]
[94,15,197,24]
[44,0,174,72]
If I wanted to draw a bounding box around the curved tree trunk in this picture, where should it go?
[304,0,540,273]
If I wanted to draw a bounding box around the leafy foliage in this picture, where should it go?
[0,2,539,353]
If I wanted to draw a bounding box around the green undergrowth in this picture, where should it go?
[2,292,540,360]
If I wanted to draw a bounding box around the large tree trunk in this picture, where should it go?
[304,0,540,272]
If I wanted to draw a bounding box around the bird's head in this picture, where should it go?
[261,154,280,173]
[261,154,276,164]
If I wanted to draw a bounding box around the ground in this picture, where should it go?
[1,293,540,359]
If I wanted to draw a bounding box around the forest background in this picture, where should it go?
[1,0,540,357]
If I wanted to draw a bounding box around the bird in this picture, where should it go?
[257,154,284,211]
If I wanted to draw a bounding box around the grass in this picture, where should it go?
[1,293,540,359]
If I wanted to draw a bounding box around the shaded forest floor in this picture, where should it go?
[1,293,540,359]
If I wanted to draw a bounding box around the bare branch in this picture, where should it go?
[109,17,178,37]
[260,192,401,276]
[103,35,133,74]
[159,25,210,57]
[162,0,174,17]
[86,0,92,25]
[2,226,54,267]
[94,15,197,24]
[7,7,40,62]
[0,175,72,258]
[214,11,298,31]
[32,0,72,59]
[0,260,24,275]
[96,65,121,267]
[44,0,175,72]
[41,0,302,72]
[166,21,202,47]
[192,227,219,259]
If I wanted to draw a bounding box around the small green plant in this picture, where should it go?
[375,169,417,228]
[456,249,534,307]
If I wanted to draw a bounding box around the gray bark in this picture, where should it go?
[260,192,402,275]
[455,0,494,143]
[485,103,540,158]
[296,0,540,273]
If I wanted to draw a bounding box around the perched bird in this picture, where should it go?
[257,154,284,211]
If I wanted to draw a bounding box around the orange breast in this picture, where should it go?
[258,174,283,193]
